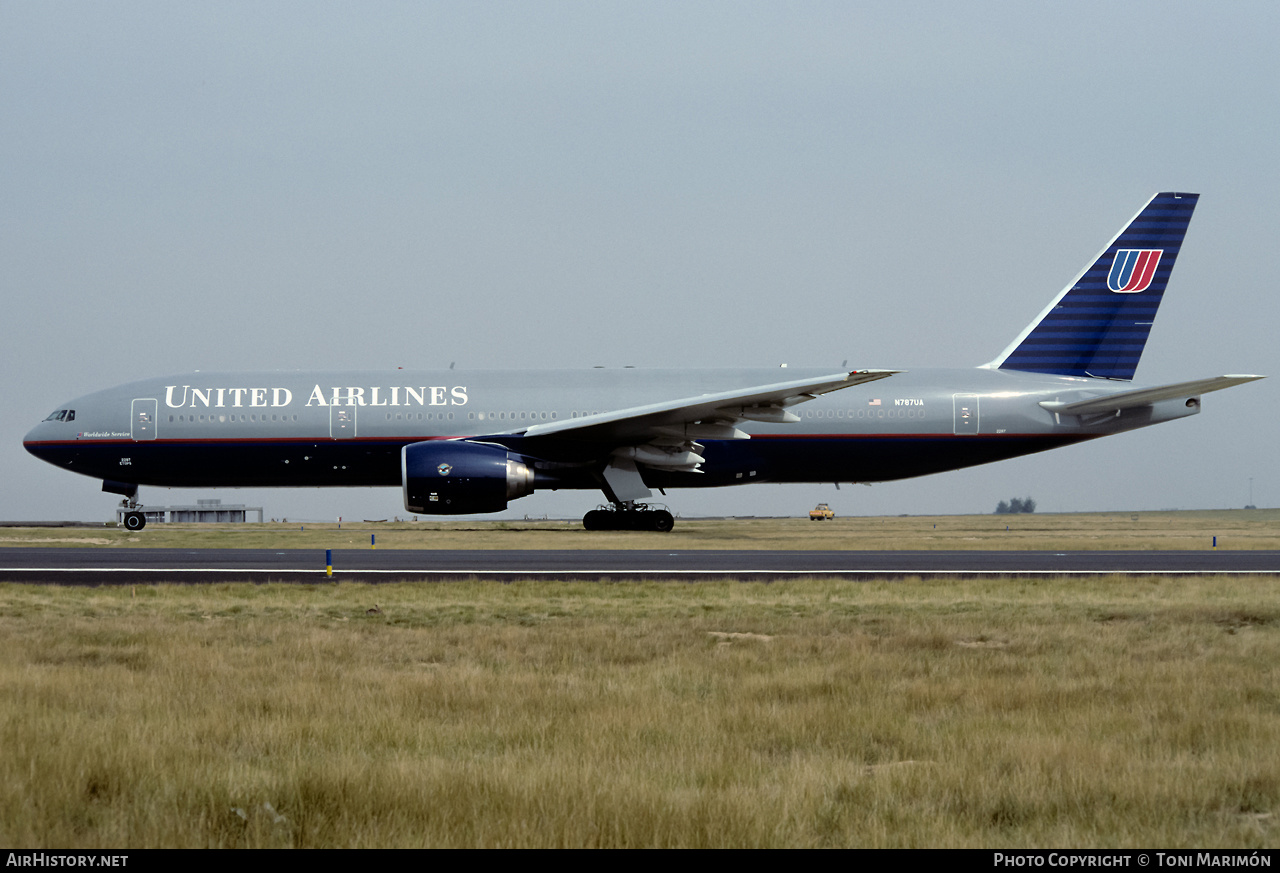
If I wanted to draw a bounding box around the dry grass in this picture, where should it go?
[2,576,1278,847]
[3,508,1279,550]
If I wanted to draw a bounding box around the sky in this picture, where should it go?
[3,1,1278,522]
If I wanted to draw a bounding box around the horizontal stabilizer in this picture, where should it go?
[1039,375,1264,416]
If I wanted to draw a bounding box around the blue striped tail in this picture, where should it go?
[992,192,1198,380]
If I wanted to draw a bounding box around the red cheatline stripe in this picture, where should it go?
[27,432,1095,448]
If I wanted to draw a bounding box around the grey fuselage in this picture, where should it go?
[24,367,1198,502]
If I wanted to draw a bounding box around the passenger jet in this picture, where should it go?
[24,192,1262,531]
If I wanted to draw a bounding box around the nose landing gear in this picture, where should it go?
[582,502,675,532]
[106,483,147,531]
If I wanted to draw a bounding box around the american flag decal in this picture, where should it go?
[868,398,881,406]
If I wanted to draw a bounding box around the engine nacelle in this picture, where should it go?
[402,440,535,515]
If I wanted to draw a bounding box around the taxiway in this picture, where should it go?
[1,548,1277,584]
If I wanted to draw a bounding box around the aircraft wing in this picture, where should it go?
[516,369,897,445]
[1039,374,1264,416]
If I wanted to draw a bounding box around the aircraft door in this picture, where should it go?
[131,398,158,441]
[952,394,979,435]
[330,405,356,439]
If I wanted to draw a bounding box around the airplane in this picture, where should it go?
[23,192,1263,532]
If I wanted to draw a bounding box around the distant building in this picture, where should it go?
[116,499,264,525]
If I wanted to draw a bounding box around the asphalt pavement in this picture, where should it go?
[1,548,1277,583]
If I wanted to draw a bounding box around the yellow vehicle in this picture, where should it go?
[808,503,835,521]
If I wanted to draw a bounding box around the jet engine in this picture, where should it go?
[402,440,535,514]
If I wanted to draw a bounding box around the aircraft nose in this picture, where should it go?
[23,420,63,459]
[23,423,47,455]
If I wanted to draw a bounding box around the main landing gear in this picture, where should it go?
[582,503,675,532]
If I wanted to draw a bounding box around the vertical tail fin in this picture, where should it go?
[986,192,1198,380]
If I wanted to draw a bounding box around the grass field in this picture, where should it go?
[3,507,1279,550]
[2,574,1278,847]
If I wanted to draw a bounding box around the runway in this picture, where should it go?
[1,547,1278,584]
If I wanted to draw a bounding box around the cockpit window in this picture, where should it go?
[43,410,68,422]
[65,410,75,422]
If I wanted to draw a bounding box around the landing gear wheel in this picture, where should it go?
[650,510,674,532]
[123,511,146,531]
[582,504,676,532]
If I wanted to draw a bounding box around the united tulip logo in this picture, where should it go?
[1108,249,1163,293]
